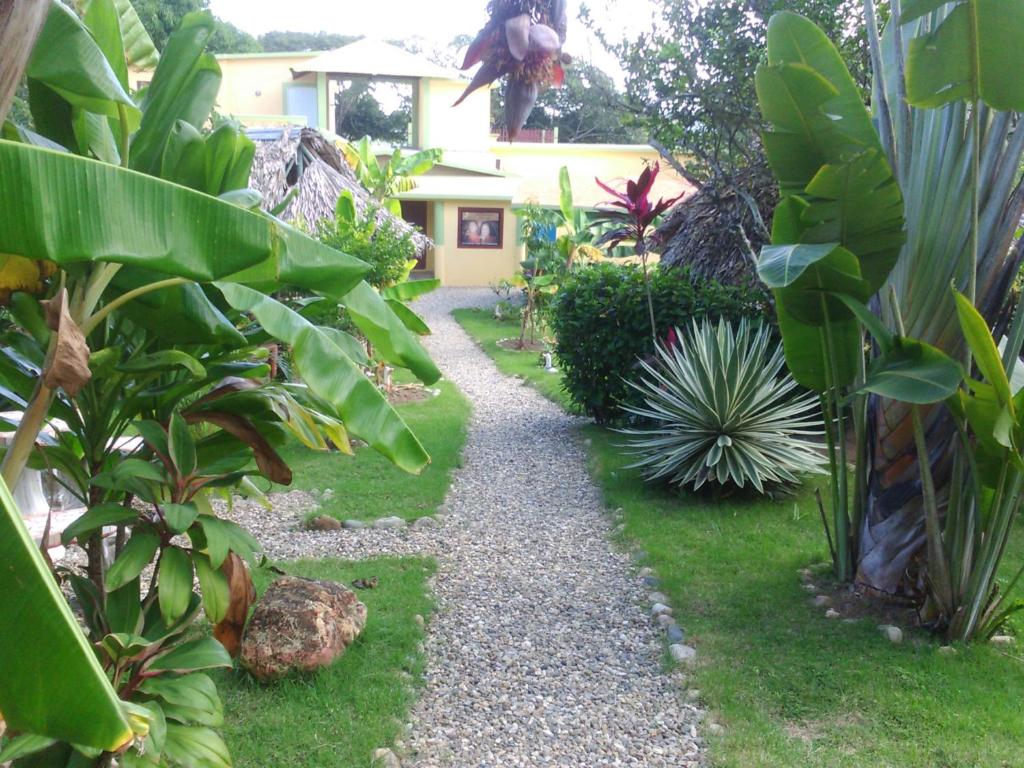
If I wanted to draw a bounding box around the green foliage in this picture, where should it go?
[619,318,824,494]
[342,137,442,210]
[318,196,416,290]
[491,60,642,143]
[334,80,412,146]
[550,262,768,422]
[591,0,872,177]
[130,0,258,53]
[258,31,359,52]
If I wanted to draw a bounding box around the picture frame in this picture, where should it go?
[458,207,503,249]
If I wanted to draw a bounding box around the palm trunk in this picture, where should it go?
[0,0,49,124]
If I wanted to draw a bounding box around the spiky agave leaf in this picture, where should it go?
[619,318,825,494]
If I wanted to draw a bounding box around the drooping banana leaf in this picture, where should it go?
[0,140,370,296]
[215,283,431,474]
[342,281,441,384]
[0,475,132,750]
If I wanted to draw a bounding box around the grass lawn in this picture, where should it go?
[452,308,575,412]
[278,380,470,523]
[459,310,1024,768]
[216,556,435,768]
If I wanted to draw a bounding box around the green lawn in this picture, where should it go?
[216,557,435,768]
[452,308,575,412]
[459,310,1024,768]
[278,380,470,522]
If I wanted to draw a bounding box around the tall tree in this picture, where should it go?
[491,61,641,144]
[132,0,259,52]
[585,0,874,177]
[258,30,359,51]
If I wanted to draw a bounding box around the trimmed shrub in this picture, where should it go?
[550,262,768,422]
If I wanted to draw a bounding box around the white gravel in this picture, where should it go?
[225,287,705,767]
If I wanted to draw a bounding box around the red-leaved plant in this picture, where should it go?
[593,162,685,337]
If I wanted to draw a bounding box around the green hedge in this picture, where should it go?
[550,262,769,422]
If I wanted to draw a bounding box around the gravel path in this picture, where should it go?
[227,288,704,767]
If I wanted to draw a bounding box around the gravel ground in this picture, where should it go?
[222,287,705,767]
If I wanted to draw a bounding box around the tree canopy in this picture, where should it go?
[132,0,259,52]
[258,31,360,52]
[585,0,874,177]
[491,61,641,144]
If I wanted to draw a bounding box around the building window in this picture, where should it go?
[458,207,503,249]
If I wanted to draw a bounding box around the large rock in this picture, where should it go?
[241,576,367,681]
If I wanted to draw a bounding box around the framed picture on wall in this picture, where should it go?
[458,207,503,248]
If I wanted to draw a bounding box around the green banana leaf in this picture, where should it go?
[385,299,431,335]
[81,0,129,90]
[26,1,140,131]
[342,281,441,384]
[131,12,221,176]
[380,279,440,302]
[83,0,159,70]
[0,140,370,295]
[0,475,131,750]
[216,283,430,474]
[903,0,1024,111]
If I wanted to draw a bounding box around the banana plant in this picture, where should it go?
[0,3,441,761]
[341,135,442,216]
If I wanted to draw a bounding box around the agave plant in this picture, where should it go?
[619,318,825,494]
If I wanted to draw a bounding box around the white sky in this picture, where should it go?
[207,0,658,82]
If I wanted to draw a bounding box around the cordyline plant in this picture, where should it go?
[592,162,685,338]
[455,0,569,140]
[754,6,1024,641]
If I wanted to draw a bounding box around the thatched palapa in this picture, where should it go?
[248,127,431,257]
[656,165,777,288]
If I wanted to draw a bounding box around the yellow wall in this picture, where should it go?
[417,79,493,153]
[433,200,523,287]
[130,53,318,121]
[214,55,317,119]
[492,143,692,209]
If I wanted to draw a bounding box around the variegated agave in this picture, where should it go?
[619,318,825,493]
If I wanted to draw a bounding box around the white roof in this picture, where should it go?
[294,39,465,81]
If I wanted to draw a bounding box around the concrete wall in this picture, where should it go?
[433,199,523,287]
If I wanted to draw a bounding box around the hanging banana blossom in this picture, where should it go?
[454,0,569,141]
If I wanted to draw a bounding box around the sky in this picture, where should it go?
[207,0,658,82]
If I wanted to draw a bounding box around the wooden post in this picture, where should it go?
[0,0,49,123]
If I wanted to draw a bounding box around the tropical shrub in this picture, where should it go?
[619,318,824,494]
[754,9,1024,640]
[551,262,768,422]
[318,193,417,290]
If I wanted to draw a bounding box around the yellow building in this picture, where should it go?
[137,39,692,286]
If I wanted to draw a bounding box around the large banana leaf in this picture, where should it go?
[902,0,1024,111]
[0,475,132,750]
[0,140,370,294]
[26,1,140,131]
[130,12,220,176]
[342,281,441,384]
[216,283,431,474]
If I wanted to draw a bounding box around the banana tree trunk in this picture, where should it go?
[0,0,48,123]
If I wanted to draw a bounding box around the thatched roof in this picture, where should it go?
[248,127,431,256]
[656,164,777,288]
